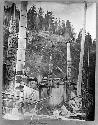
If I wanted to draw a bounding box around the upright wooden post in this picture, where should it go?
[7,3,16,90]
[77,1,87,96]
[64,20,72,103]
[15,1,27,89]
[12,2,28,114]
[66,40,71,101]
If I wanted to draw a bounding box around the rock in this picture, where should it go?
[53,110,60,118]
[60,105,71,117]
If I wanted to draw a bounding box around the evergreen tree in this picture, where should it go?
[61,20,66,36]
[38,7,44,30]
[54,18,58,34]
[57,18,62,35]
[64,20,76,41]
[44,11,54,32]
[27,5,37,31]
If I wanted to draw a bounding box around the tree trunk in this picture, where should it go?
[77,2,87,96]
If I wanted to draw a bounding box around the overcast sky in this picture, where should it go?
[27,2,96,40]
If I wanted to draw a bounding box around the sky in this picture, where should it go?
[27,2,96,40]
